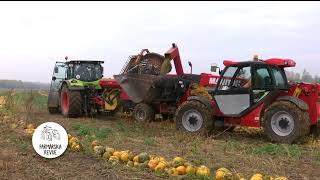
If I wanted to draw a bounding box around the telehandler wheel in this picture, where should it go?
[133,103,155,122]
[60,85,82,118]
[263,101,310,144]
[48,107,59,114]
[175,100,213,136]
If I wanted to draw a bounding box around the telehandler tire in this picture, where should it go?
[133,103,155,122]
[263,101,310,144]
[175,100,213,136]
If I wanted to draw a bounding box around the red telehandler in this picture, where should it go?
[174,58,320,143]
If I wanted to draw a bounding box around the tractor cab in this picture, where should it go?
[212,59,290,117]
[65,60,104,82]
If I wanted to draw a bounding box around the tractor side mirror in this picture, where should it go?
[54,67,58,73]
[188,61,192,74]
[52,76,57,81]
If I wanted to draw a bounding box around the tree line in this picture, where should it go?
[0,80,50,90]
[285,69,320,83]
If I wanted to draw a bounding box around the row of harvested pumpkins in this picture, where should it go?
[90,140,288,180]
[22,124,288,180]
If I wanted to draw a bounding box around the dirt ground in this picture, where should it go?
[1,108,320,180]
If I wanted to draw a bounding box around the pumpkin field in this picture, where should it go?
[1,90,320,180]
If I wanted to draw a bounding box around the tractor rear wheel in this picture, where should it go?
[263,101,310,144]
[175,100,213,136]
[133,103,155,122]
[60,85,82,118]
[48,107,59,114]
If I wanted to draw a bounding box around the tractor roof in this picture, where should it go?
[65,60,104,64]
[223,58,296,68]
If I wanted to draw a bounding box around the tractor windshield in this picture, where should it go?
[73,63,103,82]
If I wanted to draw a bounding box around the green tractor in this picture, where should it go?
[47,57,105,118]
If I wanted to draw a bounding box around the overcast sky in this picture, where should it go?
[0,1,320,83]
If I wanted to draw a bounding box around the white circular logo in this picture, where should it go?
[76,75,80,79]
[32,122,68,159]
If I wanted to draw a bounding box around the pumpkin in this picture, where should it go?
[91,140,101,148]
[250,174,263,180]
[93,145,105,156]
[133,155,139,163]
[148,159,159,170]
[69,137,79,143]
[138,152,149,163]
[109,155,119,162]
[103,151,113,160]
[176,166,187,175]
[120,152,129,162]
[113,151,122,159]
[127,161,134,167]
[167,167,179,176]
[216,167,232,180]
[274,177,287,180]
[196,165,210,177]
[71,143,82,152]
[105,147,115,154]
[186,165,196,175]
[173,156,185,167]
[154,163,166,172]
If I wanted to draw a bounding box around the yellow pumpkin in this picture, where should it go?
[113,151,122,159]
[176,166,187,175]
[215,167,232,180]
[155,163,166,172]
[69,137,79,143]
[71,144,82,152]
[120,152,129,162]
[133,155,139,163]
[186,165,196,174]
[196,165,210,177]
[105,147,115,154]
[250,174,263,180]
[148,159,159,170]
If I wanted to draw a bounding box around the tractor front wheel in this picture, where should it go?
[263,101,310,144]
[60,85,82,118]
[133,103,155,122]
[175,100,213,136]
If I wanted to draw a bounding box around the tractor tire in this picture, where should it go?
[175,100,213,136]
[60,85,82,118]
[133,103,155,122]
[48,107,59,114]
[263,101,310,144]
